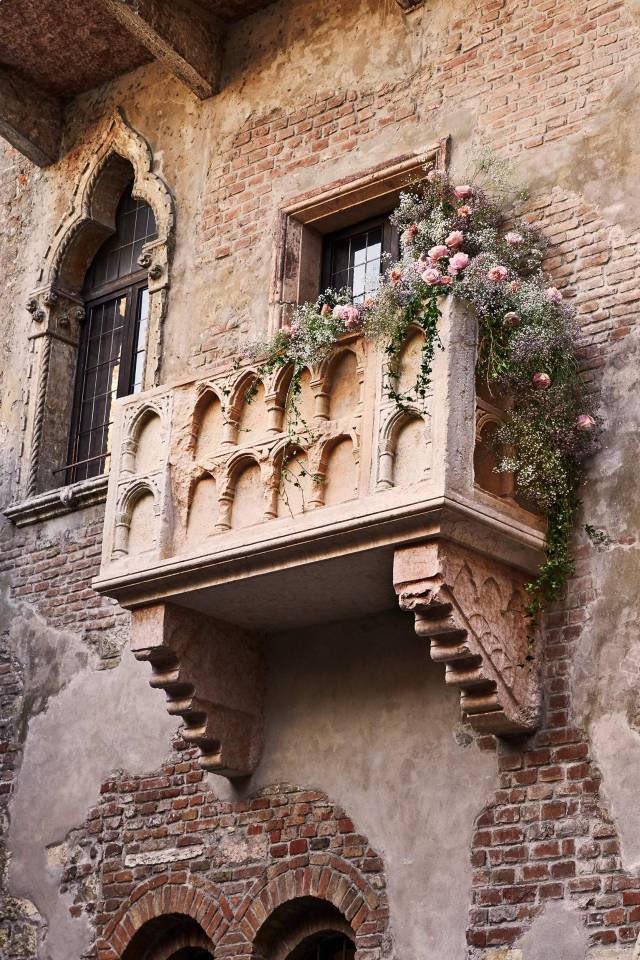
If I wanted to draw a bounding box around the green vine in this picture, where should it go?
[244,163,600,623]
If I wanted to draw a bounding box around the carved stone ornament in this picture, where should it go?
[131,603,264,778]
[18,109,175,502]
[393,540,541,736]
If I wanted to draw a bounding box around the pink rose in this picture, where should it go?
[446,230,464,248]
[341,306,361,329]
[390,267,403,285]
[440,275,453,286]
[505,231,523,246]
[457,205,472,217]
[402,224,419,245]
[502,311,520,328]
[426,169,440,182]
[421,268,443,286]
[454,184,473,199]
[487,265,508,282]
[510,280,521,294]
[332,305,344,319]
[321,303,331,316]
[532,372,551,390]
[363,296,377,309]
[428,245,449,261]
[546,286,563,304]
[576,414,595,431]
[448,251,470,274]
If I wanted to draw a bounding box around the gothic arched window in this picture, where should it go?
[66,183,157,483]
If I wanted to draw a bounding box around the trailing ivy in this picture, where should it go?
[244,165,600,623]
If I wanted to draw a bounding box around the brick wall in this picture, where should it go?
[0,511,129,663]
[61,768,390,960]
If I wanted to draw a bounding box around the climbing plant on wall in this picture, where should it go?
[244,162,600,621]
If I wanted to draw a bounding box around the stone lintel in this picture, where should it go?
[96,0,223,99]
[393,540,541,737]
[0,66,62,167]
[131,602,264,777]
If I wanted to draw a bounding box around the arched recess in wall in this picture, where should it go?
[24,108,175,497]
[378,408,429,489]
[252,898,355,960]
[395,326,425,397]
[324,348,360,422]
[131,408,163,476]
[191,387,225,460]
[186,473,219,545]
[229,372,268,444]
[320,435,358,507]
[276,444,312,517]
[227,454,266,529]
[120,913,214,960]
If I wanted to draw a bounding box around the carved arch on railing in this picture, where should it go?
[219,449,269,529]
[190,382,226,455]
[112,478,160,558]
[316,343,366,421]
[120,401,166,476]
[377,405,427,490]
[23,109,175,498]
[313,431,360,507]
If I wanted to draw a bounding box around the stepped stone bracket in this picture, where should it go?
[393,540,540,736]
[131,603,264,778]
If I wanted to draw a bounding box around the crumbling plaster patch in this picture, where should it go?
[1,583,178,960]
[572,327,640,872]
[515,901,590,960]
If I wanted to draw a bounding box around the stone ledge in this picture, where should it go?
[3,475,109,527]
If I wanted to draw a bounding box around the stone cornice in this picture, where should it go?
[3,475,109,527]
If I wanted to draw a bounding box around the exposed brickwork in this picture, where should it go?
[59,770,390,960]
[0,511,129,661]
[194,0,640,362]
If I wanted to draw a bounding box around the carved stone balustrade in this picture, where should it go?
[94,300,546,775]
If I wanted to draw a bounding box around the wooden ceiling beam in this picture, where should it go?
[96,0,224,99]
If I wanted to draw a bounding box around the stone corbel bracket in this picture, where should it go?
[393,540,540,736]
[131,602,264,778]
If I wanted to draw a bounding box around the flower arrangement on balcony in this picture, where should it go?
[245,164,600,621]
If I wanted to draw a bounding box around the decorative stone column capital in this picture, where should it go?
[393,540,540,736]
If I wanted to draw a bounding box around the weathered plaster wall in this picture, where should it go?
[215,612,498,960]
[1,0,640,957]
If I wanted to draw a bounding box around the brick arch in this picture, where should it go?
[231,856,387,958]
[97,878,229,960]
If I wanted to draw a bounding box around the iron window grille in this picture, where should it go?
[65,185,156,484]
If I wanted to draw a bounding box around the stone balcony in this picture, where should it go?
[94,301,546,777]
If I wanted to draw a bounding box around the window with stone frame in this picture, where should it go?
[269,143,447,333]
[65,184,157,484]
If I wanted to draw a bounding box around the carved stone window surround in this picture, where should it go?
[269,139,449,335]
[8,108,175,513]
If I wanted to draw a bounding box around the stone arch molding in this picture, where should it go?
[22,109,175,499]
[98,856,386,960]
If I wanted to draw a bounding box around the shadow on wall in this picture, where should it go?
[212,608,498,960]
